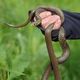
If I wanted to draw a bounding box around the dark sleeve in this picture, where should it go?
[38,10,80,41]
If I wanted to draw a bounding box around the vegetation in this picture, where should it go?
[0,0,80,80]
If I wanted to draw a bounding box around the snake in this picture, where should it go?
[5,7,70,80]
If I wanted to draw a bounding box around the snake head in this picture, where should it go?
[28,9,42,26]
[28,10,35,22]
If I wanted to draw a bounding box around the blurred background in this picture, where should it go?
[0,0,80,80]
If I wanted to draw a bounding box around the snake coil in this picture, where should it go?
[34,7,70,80]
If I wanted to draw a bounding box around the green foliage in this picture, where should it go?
[0,0,80,80]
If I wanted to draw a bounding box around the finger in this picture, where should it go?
[39,11,51,19]
[53,19,61,30]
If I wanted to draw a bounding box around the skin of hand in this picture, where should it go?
[39,11,61,30]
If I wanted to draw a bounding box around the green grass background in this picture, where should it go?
[0,0,80,80]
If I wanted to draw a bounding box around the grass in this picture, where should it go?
[0,0,80,80]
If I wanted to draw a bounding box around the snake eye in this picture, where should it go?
[28,10,34,16]
[28,10,32,15]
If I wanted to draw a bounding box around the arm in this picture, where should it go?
[38,10,80,41]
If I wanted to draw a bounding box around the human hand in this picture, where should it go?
[39,11,61,30]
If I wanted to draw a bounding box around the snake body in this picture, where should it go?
[45,24,60,80]
[5,10,35,28]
